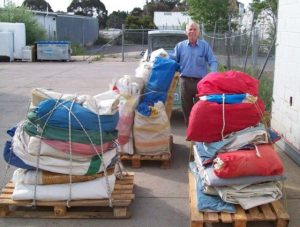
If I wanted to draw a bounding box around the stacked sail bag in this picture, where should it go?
[187,70,265,143]
[192,129,284,210]
[133,56,179,156]
[187,71,285,210]
[3,88,121,201]
[114,74,145,155]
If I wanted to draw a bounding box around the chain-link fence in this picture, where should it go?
[92,25,275,110]
[94,26,275,74]
[203,27,275,73]
[93,28,153,59]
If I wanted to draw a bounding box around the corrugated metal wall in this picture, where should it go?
[56,15,99,46]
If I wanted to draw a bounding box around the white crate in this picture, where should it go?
[22,46,32,62]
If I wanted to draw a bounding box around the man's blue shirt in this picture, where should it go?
[171,39,217,78]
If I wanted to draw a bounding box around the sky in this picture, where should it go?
[1,0,252,14]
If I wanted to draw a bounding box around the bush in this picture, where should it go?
[71,43,87,56]
[258,74,273,111]
[232,65,274,112]
[0,4,46,45]
[94,36,110,45]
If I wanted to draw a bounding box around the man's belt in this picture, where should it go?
[181,76,202,80]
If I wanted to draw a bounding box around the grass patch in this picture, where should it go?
[93,54,104,61]
[94,36,110,45]
[258,75,273,111]
[218,64,274,112]
[71,43,87,56]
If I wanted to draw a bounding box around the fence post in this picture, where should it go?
[82,21,85,61]
[225,32,231,70]
[239,30,242,56]
[258,33,276,80]
[201,23,205,40]
[252,27,259,73]
[81,21,85,47]
[243,13,255,72]
[142,27,144,52]
[122,24,125,62]
[212,22,217,50]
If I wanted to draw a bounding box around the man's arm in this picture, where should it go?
[206,45,218,72]
[169,43,180,62]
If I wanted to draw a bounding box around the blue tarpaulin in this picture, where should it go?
[3,126,35,170]
[34,99,119,131]
[200,94,247,104]
[138,57,179,116]
[189,162,236,213]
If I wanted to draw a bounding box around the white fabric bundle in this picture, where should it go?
[12,169,116,201]
[31,88,120,115]
[13,124,117,175]
[136,48,169,83]
[119,135,134,155]
[116,75,144,97]
[202,123,269,154]
[149,48,169,62]
[14,168,114,185]
[28,136,94,161]
[135,61,153,83]
[214,181,283,210]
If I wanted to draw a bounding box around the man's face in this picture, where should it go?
[186,24,200,44]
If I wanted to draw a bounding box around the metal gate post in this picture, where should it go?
[122,24,125,62]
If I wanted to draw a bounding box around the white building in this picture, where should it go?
[271,1,300,166]
[154,12,191,30]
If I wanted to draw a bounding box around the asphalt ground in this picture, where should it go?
[0,59,299,227]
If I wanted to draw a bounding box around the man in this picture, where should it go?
[171,22,217,126]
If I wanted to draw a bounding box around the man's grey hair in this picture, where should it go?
[185,21,200,32]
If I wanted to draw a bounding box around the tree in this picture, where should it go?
[250,0,277,53]
[125,16,142,29]
[124,7,156,29]
[107,11,128,29]
[186,0,239,32]
[144,0,180,19]
[158,0,180,9]
[0,3,46,45]
[250,0,277,31]
[140,15,156,29]
[125,15,156,29]
[67,0,108,28]
[172,1,189,12]
[22,0,53,12]
[130,7,144,17]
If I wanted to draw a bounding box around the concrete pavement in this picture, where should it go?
[0,59,299,227]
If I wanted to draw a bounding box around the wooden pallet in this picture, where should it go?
[189,141,195,161]
[120,135,173,169]
[188,172,290,227]
[120,153,171,169]
[0,173,135,219]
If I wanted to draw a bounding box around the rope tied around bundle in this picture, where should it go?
[25,95,115,207]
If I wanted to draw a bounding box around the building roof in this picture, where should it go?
[31,10,89,19]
